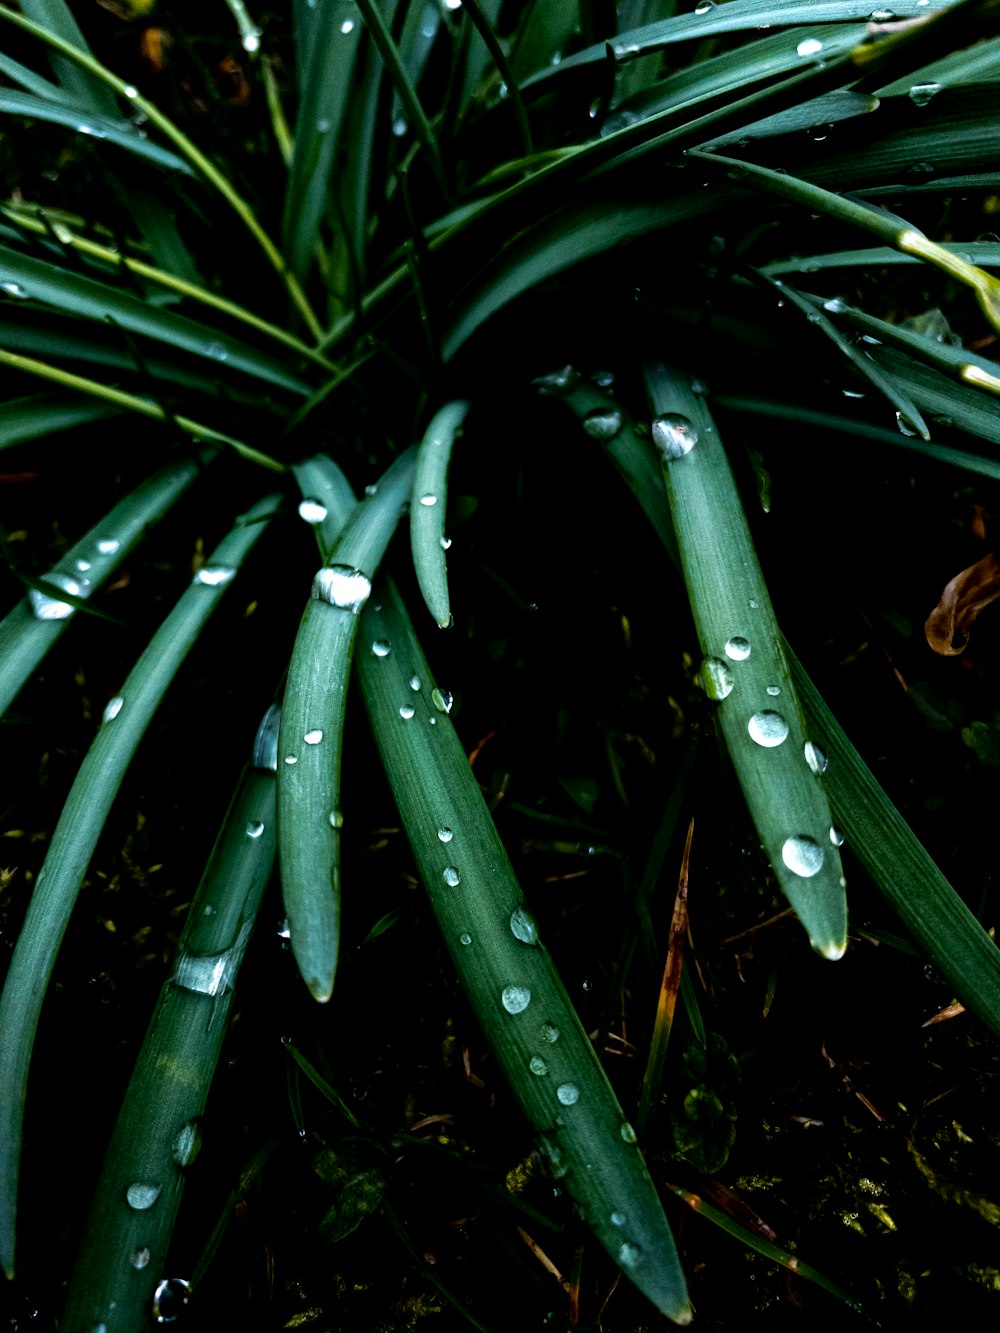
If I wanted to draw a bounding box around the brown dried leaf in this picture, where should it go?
[925,551,1000,656]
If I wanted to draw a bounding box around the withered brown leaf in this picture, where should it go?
[925,550,1000,656]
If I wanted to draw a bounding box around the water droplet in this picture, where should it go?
[409,674,422,691]
[620,1121,638,1143]
[437,827,453,843]
[392,115,408,137]
[103,696,124,723]
[766,685,781,696]
[205,341,228,362]
[97,538,120,555]
[371,640,392,660]
[749,598,759,609]
[75,558,92,573]
[797,37,823,56]
[246,819,265,839]
[804,741,828,774]
[459,931,472,945]
[131,1247,151,1270]
[699,657,734,701]
[724,636,751,661]
[534,366,580,395]
[443,866,461,887]
[510,907,538,945]
[126,1182,161,1210]
[556,1083,579,1106]
[439,536,452,550]
[540,1021,560,1043]
[869,8,895,18]
[172,1121,201,1167]
[1,281,28,298]
[830,826,845,847]
[651,413,698,459]
[896,411,918,437]
[501,985,531,1014]
[399,704,415,720]
[28,571,89,620]
[304,729,324,744]
[329,809,344,829]
[316,117,331,133]
[618,1241,643,1268]
[431,687,453,713]
[76,123,107,138]
[152,1277,191,1324]
[298,498,327,524]
[781,835,825,878]
[123,84,139,98]
[582,407,623,441]
[611,1209,627,1227]
[748,710,789,747]
[340,17,354,32]
[277,919,291,939]
[312,565,371,612]
[284,755,297,766]
[193,565,236,587]
[419,494,437,506]
[242,28,261,52]
[695,1,714,12]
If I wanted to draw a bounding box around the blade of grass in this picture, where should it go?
[0,89,194,173]
[0,347,284,472]
[278,450,416,1001]
[1,206,338,372]
[410,399,469,628]
[644,362,846,959]
[0,454,206,719]
[354,0,449,199]
[461,0,534,156]
[60,709,279,1333]
[0,392,119,450]
[0,4,322,338]
[0,492,281,1277]
[18,0,118,116]
[353,575,692,1323]
[665,1181,867,1316]
[0,242,312,395]
[761,239,1000,276]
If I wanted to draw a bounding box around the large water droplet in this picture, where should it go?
[804,741,828,774]
[797,37,823,56]
[582,407,623,441]
[96,538,121,556]
[246,820,265,839]
[540,1021,560,1043]
[620,1121,638,1144]
[748,710,789,747]
[501,985,531,1014]
[908,82,941,107]
[437,826,453,843]
[556,1083,579,1106]
[528,1055,548,1076]
[329,809,344,829]
[103,696,124,723]
[284,755,297,766]
[510,907,539,945]
[399,704,415,720]
[830,826,845,847]
[409,674,422,691]
[28,571,87,620]
[131,1246,151,1270]
[695,1,715,12]
[172,1121,201,1167]
[1,281,28,298]
[126,1182,161,1210]
[781,835,825,878]
[242,28,261,51]
[618,1241,643,1269]
[651,413,698,460]
[372,639,391,658]
[699,657,734,701]
[298,498,327,524]
[431,687,453,713]
[766,685,781,696]
[611,1210,627,1227]
[303,729,324,745]
[439,535,452,550]
[193,565,236,587]
[152,1277,190,1324]
[312,565,372,612]
[724,636,751,661]
[340,17,354,32]
[419,494,437,506]
[459,931,472,945]
[443,866,461,887]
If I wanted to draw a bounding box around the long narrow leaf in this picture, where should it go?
[0,89,194,173]
[60,711,279,1333]
[410,399,469,627]
[0,492,280,1277]
[0,454,205,719]
[0,392,119,450]
[278,451,415,1001]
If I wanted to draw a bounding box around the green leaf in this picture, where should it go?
[644,363,847,958]
[0,392,120,450]
[410,399,469,627]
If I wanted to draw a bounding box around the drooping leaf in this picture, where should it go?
[925,549,1000,655]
